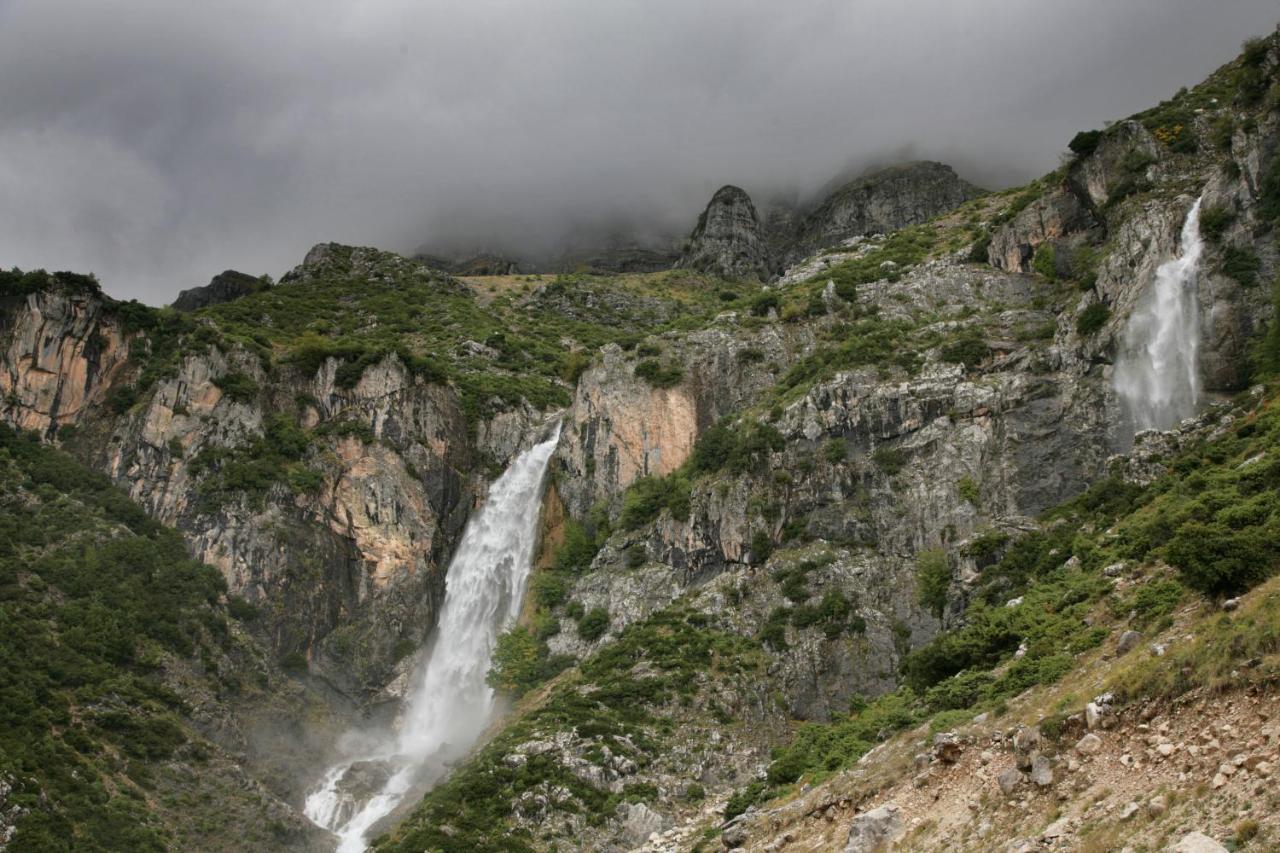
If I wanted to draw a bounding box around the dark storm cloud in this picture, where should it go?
[0,0,1275,302]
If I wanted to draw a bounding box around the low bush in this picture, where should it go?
[1076,302,1110,336]
[633,359,684,388]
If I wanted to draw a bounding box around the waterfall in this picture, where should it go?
[1113,198,1206,434]
[304,425,560,852]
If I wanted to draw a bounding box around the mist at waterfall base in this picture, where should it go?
[304,427,560,852]
[1113,198,1206,436]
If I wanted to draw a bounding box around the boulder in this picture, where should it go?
[932,732,963,764]
[1117,630,1143,655]
[1030,755,1054,787]
[844,803,901,852]
[997,768,1023,797]
[1165,832,1228,853]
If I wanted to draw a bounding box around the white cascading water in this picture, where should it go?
[1113,197,1206,433]
[304,425,560,852]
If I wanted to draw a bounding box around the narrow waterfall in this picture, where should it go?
[1113,198,1206,434]
[304,425,560,852]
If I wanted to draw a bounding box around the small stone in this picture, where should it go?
[1218,763,1236,777]
[1211,773,1229,789]
[1157,743,1177,757]
[1119,802,1140,821]
[1147,795,1167,816]
[1117,630,1143,655]
[979,750,994,766]
[997,768,1023,797]
[1151,643,1167,657]
[1222,598,1241,611]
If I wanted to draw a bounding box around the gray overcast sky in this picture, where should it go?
[0,0,1276,303]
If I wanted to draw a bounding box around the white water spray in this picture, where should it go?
[1113,198,1206,433]
[304,425,560,852]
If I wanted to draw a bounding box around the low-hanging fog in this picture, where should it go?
[0,0,1276,303]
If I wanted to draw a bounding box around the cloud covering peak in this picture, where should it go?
[0,0,1275,301]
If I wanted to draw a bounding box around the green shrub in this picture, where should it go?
[105,384,138,414]
[750,292,780,317]
[1068,129,1103,157]
[1165,521,1277,597]
[872,446,905,475]
[1032,244,1057,280]
[633,359,684,388]
[1076,302,1110,336]
[823,438,847,464]
[1199,204,1234,242]
[689,418,784,476]
[939,331,987,370]
[619,474,691,529]
[916,549,950,619]
[576,607,610,642]
[750,530,773,565]
[1259,153,1280,224]
[967,232,991,264]
[213,371,259,403]
[956,476,980,505]
[1221,245,1261,288]
[487,626,573,697]
[530,571,569,609]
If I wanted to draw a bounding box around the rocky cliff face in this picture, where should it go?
[677,185,774,281]
[0,283,133,435]
[785,161,983,265]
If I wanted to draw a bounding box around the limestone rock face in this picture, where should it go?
[789,162,982,264]
[0,280,544,697]
[0,284,132,435]
[172,270,265,312]
[988,186,1098,273]
[676,185,773,281]
[1067,120,1161,211]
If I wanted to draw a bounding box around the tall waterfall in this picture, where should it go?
[1113,198,1206,433]
[304,425,560,852]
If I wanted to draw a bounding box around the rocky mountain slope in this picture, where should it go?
[0,24,1278,853]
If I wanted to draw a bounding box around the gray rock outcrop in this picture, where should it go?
[172,269,266,312]
[788,162,982,264]
[676,185,773,281]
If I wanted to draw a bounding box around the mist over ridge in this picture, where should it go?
[1,0,1277,301]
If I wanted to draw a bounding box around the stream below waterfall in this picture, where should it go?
[304,425,560,852]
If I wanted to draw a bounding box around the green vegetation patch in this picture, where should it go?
[0,426,241,851]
